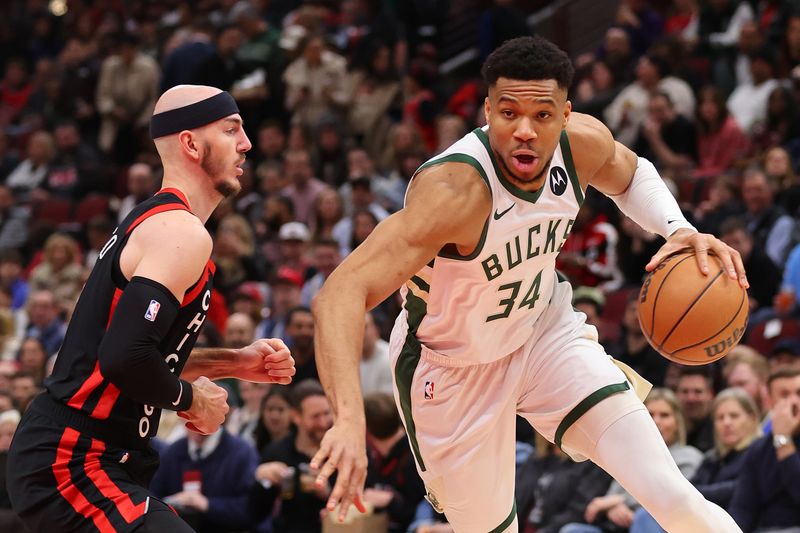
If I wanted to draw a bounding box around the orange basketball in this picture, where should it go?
[637,250,749,366]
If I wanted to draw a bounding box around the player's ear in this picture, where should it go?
[178,131,200,160]
[563,99,572,129]
[483,96,491,124]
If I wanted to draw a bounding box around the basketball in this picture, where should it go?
[637,250,749,366]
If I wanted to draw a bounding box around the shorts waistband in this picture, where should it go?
[30,393,149,451]
[420,345,517,368]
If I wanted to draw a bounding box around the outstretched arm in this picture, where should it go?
[570,113,748,287]
[311,162,490,521]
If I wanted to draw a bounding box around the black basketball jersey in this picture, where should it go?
[45,188,215,443]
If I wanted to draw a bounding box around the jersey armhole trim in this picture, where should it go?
[414,153,492,262]
[559,129,585,206]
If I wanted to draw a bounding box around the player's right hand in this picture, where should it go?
[179,376,229,435]
[310,420,368,522]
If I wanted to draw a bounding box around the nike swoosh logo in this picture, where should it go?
[667,219,678,224]
[494,203,515,220]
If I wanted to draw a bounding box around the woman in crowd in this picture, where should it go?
[253,386,293,455]
[16,337,48,386]
[311,188,344,242]
[561,389,702,533]
[28,232,83,312]
[630,388,761,532]
[693,85,749,180]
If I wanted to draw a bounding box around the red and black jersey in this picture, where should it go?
[45,189,215,446]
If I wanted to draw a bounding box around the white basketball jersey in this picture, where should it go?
[399,126,585,363]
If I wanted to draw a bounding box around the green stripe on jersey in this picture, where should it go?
[395,289,428,471]
[559,129,585,206]
[473,128,544,204]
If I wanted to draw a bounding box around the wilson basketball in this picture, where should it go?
[637,251,749,365]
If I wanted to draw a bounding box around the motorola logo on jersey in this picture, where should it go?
[549,166,568,196]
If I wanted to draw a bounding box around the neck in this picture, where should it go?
[160,162,224,223]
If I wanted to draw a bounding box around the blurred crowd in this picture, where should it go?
[0,0,798,532]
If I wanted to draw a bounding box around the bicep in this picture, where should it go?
[589,140,639,197]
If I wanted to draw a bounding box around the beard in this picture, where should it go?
[201,142,242,198]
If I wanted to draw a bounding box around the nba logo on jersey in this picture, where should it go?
[424,381,434,400]
[144,300,161,322]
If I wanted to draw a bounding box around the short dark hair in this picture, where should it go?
[364,393,401,439]
[767,366,800,389]
[678,366,714,387]
[481,36,574,90]
[289,379,326,411]
[285,306,313,327]
[719,217,749,238]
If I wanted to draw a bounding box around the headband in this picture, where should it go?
[150,91,240,139]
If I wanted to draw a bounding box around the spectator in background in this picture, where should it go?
[562,388,702,533]
[0,186,29,254]
[44,120,101,200]
[362,392,426,533]
[0,58,33,127]
[724,347,771,417]
[612,291,670,387]
[251,379,332,533]
[516,433,612,533]
[616,214,662,286]
[284,306,317,384]
[224,312,257,351]
[255,195,295,265]
[276,222,311,277]
[23,289,65,357]
[340,208,379,256]
[227,380,269,447]
[95,32,159,163]
[693,85,750,180]
[159,21,216,92]
[693,175,743,236]
[0,249,28,312]
[284,34,348,132]
[766,146,800,218]
[677,367,716,452]
[213,213,264,297]
[719,217,781,313]
[751,85,800,157]
[310,189,344,242]
[775,242,800,317]
[333,179,388,256]
[84,215,115,270]
[604,53,695,148]
[282,149,329,227]
[253,386,293,455]
[403,58,439,152]
[257,267,302,341]
[360,312,393,396]
[572,58,625,121]
[28,233,83,312]
[9,372,38,413]
[614,0,664,58]
[729,366,800,532]
[741,167,797,267]
[117,162,156,222]
[193,24,243,93]
[635,91,697,176]
[631,388,761,532]
[53,38,99,134]
[300,238,341,307]
[252,121,286,170]
[727,46,780,135]
[16,337,48,387]
[150,428,259,533]
[0,131,19,181]
[557,198,623,291]
[0,409,23,531]
[5,130,54,200]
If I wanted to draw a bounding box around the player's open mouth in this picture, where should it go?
[511,154,537,173]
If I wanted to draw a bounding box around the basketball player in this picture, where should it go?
[7,85,296,533]
[311,37,748,532]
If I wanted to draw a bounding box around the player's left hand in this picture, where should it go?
[235,339,296,385]
[646,228,748,288]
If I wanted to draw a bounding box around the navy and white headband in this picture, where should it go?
[150,91,240,139]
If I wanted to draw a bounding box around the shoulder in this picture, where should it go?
[406,161,491,224]
[134,209,212,256]
[565,112,616,175]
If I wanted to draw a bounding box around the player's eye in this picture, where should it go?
[538,112,551,119]
[501,110,515,118]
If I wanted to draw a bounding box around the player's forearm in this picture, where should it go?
[182,348,241,382]
[312,277,367,425]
